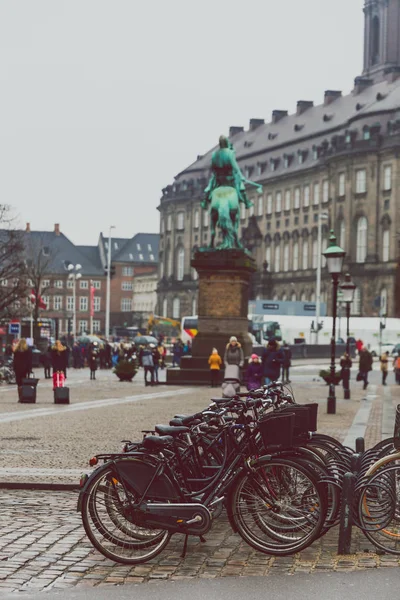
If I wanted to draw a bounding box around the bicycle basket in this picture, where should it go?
[303,403,319,432]
[258,412,295,450]
[394,404,400,450]
[280,405,311,436]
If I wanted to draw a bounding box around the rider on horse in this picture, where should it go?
[201,136,262,210]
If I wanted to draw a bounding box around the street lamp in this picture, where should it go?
[340,273,357,400]
[323,230,346,415]
[105,226,116,341]
[67,264,82,340]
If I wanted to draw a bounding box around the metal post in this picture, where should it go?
[328,274,339,414]
[105,227,113,341]
[72,275,76,342]
[90,280,93,336]
[344,302,351,400]
[315,214,322,345]
[337,472,356,555]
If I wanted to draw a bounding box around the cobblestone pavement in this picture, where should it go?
[0,490,399,594]
[0,368,398,592]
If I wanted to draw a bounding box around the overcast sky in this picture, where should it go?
[0,0,364,245]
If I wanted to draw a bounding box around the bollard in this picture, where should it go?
[355,437,365,454]
[351,453,361,473]
[338,472,356,555]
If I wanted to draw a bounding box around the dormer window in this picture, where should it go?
[363,126,371,141]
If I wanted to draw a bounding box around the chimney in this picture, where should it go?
[54,223,60,236]
[25,222,30,232]
[353,77,373,94]
[272,110,288,124]
[249,118,265,131]
[229,126,244,137]
[324,90,342,105]
[297,100,314,115]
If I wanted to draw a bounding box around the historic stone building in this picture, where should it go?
[157,0,400,319]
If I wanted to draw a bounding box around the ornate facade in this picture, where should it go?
[157,0,400,319]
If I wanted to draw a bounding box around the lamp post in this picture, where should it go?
[105,226,115,341]
[340,274,357,400]
[323,231,346,415]
[67,264,82,340]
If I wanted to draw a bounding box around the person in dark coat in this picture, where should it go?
[246,354,263,391]
[13,338,32,388]
[51,340,68,379]
[261,339,284,385]
[42,346,52,379]
[150,344,161,384]
[88,343,99,380]
[72,343,82,369]
[340,352,352,392]
[358,346,373,390]
[281,342,292,383]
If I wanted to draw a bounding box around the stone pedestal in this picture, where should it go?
[167,249,256,385]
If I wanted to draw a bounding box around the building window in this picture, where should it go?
[302,240,309,269]
[283,244,289,272]
[352,288,361,316]
[93,297,101,312]
[266,194,273,215]
[313,182,320,205]
[294,187,300,209]
[291,292,297,302]
[293,241,299,270]
[42,280,50,288]
[92,281,101,289]
[177,212,185,230]
[339,220,346,250]
[322,180,329,203]
[161,218,165,234]
[383,165,392,191]
[257,196,263,215]
[382,229,390,262]
[203,209,209,227]
[93,320,101,333]
[80,280,88,289]
[67,296,74,311]
[303,185,310,207]
[41,296,49,310]
[249,202,254,217]
[121,298,132,312]
[53,296,63,310]
[274,245,280,273]
[167,249,173,277]
[240,202,246,219]
[172,297,180,319]
[121,281,133,291]
[79,297,88,312]
[276,192,282,213]
[167,215,172,231]
[194,210,199,228]
[380,288,388,316]
[79,320,88,334]
[356,169,367,194]
[67,279,74,289]
[162,298,167,317]
[177,247,185,281]
[338,173,346,197]
[356,217,368,263]
[54,280,63,288]
[265,246,271,268]
[284,190,291,211]
[0,279,7,287]
[122,266,134,276]
[322,237,328,268]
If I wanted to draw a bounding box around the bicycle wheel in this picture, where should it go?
[81,465,171,564]
[358,461,400,554]
[229,457,327,555]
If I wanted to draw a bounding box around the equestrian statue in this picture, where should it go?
[201,135,263,249]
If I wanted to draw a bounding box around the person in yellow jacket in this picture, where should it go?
[380,351,390,386]
[208,348,222,388]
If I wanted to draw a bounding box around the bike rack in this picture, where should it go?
[337,437,365,555]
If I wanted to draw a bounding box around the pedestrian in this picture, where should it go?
[141,346,155,386]
[172,340,183,367]
[42,345,52,379]
[393,354,400,385]
[358,346,373,390]
[246,354,263,391]
[261,339,283,385]
[208,348,222,387]
[105,343,112,368]
[281,341,292,383]
[51,340,68,380]
[356,339,364,355]
[13,338,32,388]
[89,343,99,380]
[157,342,166,369]
[224,336,244,368]
[72,342,81,369]
[380,351,390,386]
[150,343,161,384]
[340,351,352,392]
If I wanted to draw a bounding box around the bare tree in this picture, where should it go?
[0,206,29,320]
